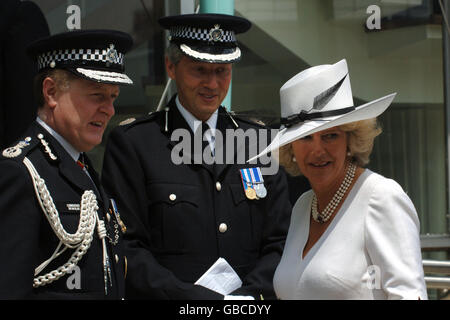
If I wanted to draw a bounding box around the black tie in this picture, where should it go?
[194,122,214,162]
[77,153,100,195]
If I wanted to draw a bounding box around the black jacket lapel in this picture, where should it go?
[214,107,238,179]
[84,154,108,207]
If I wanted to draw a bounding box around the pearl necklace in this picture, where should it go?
[311,162,356,224]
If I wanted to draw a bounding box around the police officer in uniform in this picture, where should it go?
[102,14,292,299]
[0,30,133,299]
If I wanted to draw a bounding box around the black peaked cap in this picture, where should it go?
[27,29,134,85]
[159,13,251,34]
[159,13,251,63]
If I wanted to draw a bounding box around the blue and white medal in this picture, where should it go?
[250,167,267,199]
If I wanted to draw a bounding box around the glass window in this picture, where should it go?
[234,0,446,236]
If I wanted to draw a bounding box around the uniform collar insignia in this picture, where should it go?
[2,137,32,158]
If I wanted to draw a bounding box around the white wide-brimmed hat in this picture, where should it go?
[249,59,396,162]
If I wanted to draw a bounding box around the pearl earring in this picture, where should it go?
[292,156,297,162]
[347,151,351,157]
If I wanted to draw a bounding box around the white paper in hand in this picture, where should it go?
[195,257,242,295]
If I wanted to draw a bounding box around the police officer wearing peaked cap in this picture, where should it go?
[102,13,292,299]
[0,30,133,299]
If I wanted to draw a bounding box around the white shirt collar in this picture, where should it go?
[175,95,218,133]
[36,117,81,162]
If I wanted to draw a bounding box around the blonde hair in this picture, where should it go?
[279,118,382,176]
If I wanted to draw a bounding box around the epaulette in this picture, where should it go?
[118,111,163,131]
[232,113,268,129]
[119,118,136,126]
[1,135,40,161]
[220,106,267,129]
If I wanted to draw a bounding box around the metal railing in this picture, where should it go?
[420,234,450,251]
[423,259,450,289]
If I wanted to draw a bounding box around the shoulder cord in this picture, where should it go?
[22,157,112,293]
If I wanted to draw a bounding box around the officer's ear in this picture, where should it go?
[42,77,58,109]
[165,56,176,80]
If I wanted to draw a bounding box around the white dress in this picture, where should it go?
[274,169,427,299]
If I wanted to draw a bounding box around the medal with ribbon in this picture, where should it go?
[239,168,257,200]
[250,167,267,199]
[110,198,127,234]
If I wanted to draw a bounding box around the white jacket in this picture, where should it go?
[274,169,427,299]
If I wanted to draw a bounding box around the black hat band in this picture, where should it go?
[37,45,124,71]
[280,107,356,128]
[169,25,236,43]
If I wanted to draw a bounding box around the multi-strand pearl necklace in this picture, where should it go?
[311,162,356,223]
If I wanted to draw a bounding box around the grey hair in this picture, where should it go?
[166,42,185,65]
[34,69,76,110]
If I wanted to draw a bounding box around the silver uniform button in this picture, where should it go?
[219,223,228,233]
[115,254,119,263]
[216,181,222,191]
[106,213,111,222]
[169,194,177,201]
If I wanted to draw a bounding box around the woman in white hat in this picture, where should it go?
[252,59,427,299]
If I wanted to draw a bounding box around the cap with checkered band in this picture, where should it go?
[27,29,133,85]
[159,13,251,64]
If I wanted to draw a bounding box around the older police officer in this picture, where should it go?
[102,14,292,299]
[0,30,133,299]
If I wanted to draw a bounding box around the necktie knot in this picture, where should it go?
[77,153,86,169]
[202,122,210,134]
[194,122,215,158]
[194,122,210,136]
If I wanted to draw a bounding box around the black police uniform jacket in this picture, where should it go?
[102,95,292,299]
[0,121,126,299]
